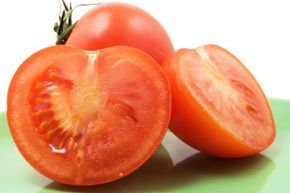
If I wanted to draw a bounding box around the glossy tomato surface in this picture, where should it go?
[66,2,174,64]
[163,44,275,158]
[7,45,171,185]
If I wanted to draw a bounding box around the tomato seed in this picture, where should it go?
[246,104,258,114]
[35,82,44,89]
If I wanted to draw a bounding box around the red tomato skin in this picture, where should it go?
[7,45,171,185]
[162,45,275,158]
[66,2,174,64]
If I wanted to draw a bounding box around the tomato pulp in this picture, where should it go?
[65,2,174,64]
[163,44,275,158]
[7,46,171,185]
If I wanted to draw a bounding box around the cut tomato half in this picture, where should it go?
[7,45,171,185]
[163,44,275,158]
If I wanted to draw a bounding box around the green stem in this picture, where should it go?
[54,0,101,45]
[55,23,77,45]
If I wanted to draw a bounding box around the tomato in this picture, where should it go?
[163,44,275,158]
[7,45,171,185]
[65,2,174,64]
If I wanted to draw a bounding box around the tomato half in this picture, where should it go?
[7,45,171,185]
[163,44,275,158]
[65,2,174,64]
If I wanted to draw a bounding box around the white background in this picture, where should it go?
[1,0,290,112]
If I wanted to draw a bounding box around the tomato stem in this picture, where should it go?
[54,0,102,45]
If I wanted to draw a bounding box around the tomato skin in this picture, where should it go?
[163,44,275,158]
[66,2,174,64]
[7,45,171,185]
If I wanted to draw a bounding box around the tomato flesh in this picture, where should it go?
[163,44,275,158]
[7,46,171,185]
[66,2,174,64]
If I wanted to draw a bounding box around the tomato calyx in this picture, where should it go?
[54,0,74,45]
[54,0,101,45]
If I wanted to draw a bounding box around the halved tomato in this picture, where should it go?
[7,45,171,185]
[163,44,275,158]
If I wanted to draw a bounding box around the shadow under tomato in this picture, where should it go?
[38,142,274,193]
[166,153,275,193]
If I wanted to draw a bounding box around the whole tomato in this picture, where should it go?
[55,2,174,64]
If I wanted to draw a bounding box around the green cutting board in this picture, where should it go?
[0,98,290,193]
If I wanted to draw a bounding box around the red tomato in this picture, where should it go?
[66,2,174,64]
[163,44,275,158]
[7,45,171,185]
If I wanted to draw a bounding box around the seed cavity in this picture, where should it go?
[29,67,81,154]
